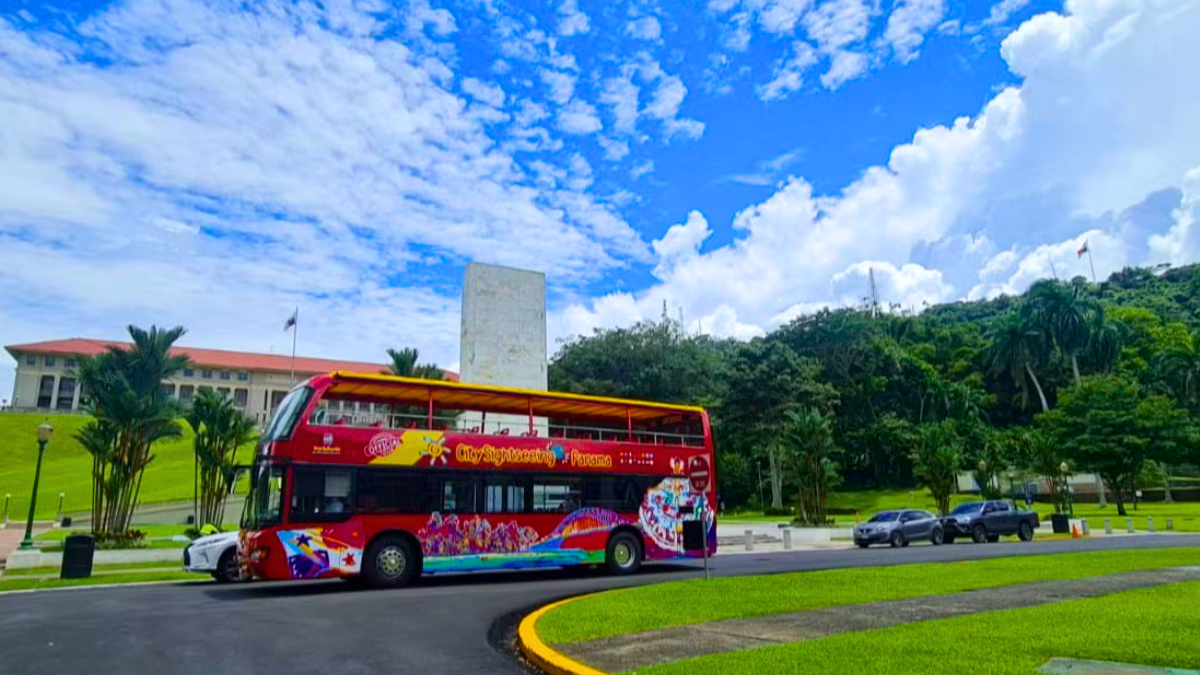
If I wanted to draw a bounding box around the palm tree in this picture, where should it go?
[778,408,840,526]
[74,325,190,535]
[1027,280,1093,386]
[985,312,1051,412]
[187,390,259,527]
[1086,307,1124,373]
[385,347,445,380]
[1158,330,1200,412]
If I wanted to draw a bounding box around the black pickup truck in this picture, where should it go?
[941,500,1040,544]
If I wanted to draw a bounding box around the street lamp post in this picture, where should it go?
[756,462,765,512]
[18,421,54,551]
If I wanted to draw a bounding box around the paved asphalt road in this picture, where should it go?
[3,535,1199,675]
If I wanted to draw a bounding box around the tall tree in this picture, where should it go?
[1037,375,1196,515]
[1158,329,1200,412]
[186,390,259,528]
[1027,279,1094,386]
[385,347,445,380]
[73,325,190,536]
[984,312,1051,412]
[778,408,840,526]
[912,420,963,517]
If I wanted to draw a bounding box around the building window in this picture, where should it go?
[37,375,55,408]
[64,358,77,368]
[56,378,76,410]
[201,369,213,379]
[217,387,231,399]
[198,385,213,395]
[160,383,176,399]
[25,355,36,366]
[219,370,231,380]
[234,389,248,407]
[179,385,195,403]
[183,368,195,378]
[45,356,57,367]
[237,371,249,382]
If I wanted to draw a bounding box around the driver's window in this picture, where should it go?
[983,504,997,513]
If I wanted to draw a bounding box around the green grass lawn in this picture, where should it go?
[536,548,1200,644]
[723,489,1200,530]
[1067,501,1200,532]
[0,570,200,592]
[0,412,250,521]
[3,561,185,576]
[634,579,1200,675]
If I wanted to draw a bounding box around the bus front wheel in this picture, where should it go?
[605,531,643,575]
[363,535,419,588]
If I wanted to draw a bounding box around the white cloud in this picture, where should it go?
[820,50,870,89]
[830,261,954,309]
[983,0,1032,27]
[558,0,591,36]
[626,16,663,41]
[539,68,576,105]
[559,0,1200,341]
[0,0,657,400]
[883,0,946,64]
[652,211,712,278]
[461,76,505,108]
[598,136,631,161]
[803,0,874,53]
[631,160,655,179]
[600,70,641,135]
[556,98,603,134]
[643,70,706,140]
[758,41,818,101]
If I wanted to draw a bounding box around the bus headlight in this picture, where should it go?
[250,547,271,562]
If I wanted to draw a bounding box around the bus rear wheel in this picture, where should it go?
[605,531,642,575]
[363,536,419,588]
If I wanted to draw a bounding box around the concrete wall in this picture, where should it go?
[459,262,548,433]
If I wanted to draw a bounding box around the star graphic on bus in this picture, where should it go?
[344,553,356,567]
[296,533,312,547]
[421,435,451,465]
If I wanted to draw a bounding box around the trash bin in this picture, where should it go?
[61,534,95,579]
[1050,513,1070,534]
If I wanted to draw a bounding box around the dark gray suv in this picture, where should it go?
[854,509,944,548]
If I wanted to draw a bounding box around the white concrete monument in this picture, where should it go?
[459,262,547,433]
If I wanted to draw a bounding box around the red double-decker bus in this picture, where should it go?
[240,372,716,587]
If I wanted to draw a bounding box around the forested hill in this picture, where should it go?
[549,264,1200,511]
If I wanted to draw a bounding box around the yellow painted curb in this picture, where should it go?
[519,593,614,675]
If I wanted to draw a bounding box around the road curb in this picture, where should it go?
[518,593,613,675]
[0,578,206,597]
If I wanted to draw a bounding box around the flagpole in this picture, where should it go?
[1049,257,1059,280]
[1087,248,1097,284]
[289,307,298,387]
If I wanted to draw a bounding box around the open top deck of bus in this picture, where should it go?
[324,371,706,422]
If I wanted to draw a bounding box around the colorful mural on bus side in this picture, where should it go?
[274,477,715,579]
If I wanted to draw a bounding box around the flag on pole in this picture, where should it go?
[284,308,298,331]
[1077,240,1089,258]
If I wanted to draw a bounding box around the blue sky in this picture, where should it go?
[3,0,1200,404]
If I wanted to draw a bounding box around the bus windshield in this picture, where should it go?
[241,462,285,530]
[262,387,312,442]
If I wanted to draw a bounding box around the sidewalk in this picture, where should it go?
[554,565,1200,673]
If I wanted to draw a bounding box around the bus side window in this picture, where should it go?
[356,469,426,514]
[435,474,477,513]
[291,467,352,520]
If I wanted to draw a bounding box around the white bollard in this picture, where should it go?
[1127,517,1135,533]
[782,528,793,550]
[745,529,754,551]
[1081,519,1090,536]
[1147,517,1155,533]
[1104,518,1113,535]
[1167,518,1174,531]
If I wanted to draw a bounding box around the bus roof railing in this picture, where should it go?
[325,371,705,423]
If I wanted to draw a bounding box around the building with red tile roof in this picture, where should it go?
[4,338,457,424]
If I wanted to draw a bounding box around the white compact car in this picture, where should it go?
[183,531,248,583]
